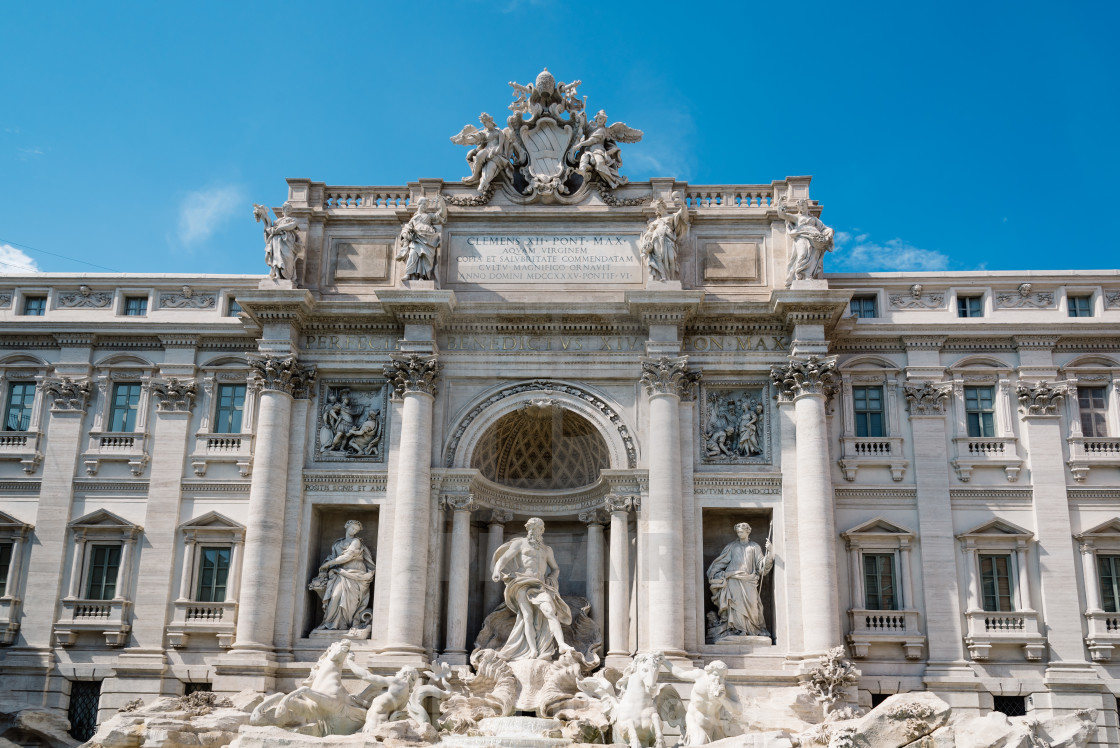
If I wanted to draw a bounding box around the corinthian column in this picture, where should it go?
[606,494,635,660]
[771,355,841,655]
[443,494,477,663]
[232,357,315,653]
[382,354,440,658]
[579,506,609,641]
[640,356,700,656]
[483,509,513,616]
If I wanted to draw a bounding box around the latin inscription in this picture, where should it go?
[300,334,789,354]
[448,234,643,284]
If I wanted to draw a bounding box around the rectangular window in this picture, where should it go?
[850,296,878,319]
[213,384,246,434]
[1068,295,1093,318]
[1099,555,1120,613]
[0,542,11,597]
[22,296,46,316]
[980,554,1014,612]
[4,382,35,431]
[226,298,242,317]
[863,553,897,610]
[123,297,147,316]
[108,383,142,432]
[957,296,983,318]
[965,386,996,437]
[86,544,121,600]
[196,547,230,603]
[852,386,885,437]
[68,680,102,742]
[1079,386,1108,438]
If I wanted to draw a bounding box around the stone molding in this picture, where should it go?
[58,286,112,308]
[249,356,316,398]
[640,356,700,400]
[903,381,951,415]
[485,508,514,524]
[443,494,478,513]
[43,377,92,412]
[384,354,440,397]
[150,378,198,413]
[605,494,637,513]
[769,355,838,403]
[578,507,610,525]
[1016,380,1067,415]
[159,287,216,309]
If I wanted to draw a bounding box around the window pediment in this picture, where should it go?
[957,518,1032,541]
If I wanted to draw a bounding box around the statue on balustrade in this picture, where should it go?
[638,192,690,282]
[778,196,835,287]
[395,195,447,281]
[573,109,643,189]
[490,517,574,661]
[451,113,515,194]
[253,203,300,283]
[309,519,375,633]
[706,522,774,642]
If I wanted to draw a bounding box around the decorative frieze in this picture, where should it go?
[903,381,951,415]
[605,494,637,513]
[384,354,440,397]
[994,284,1054,309]
[315,382,387,462]
[43,377,92,412]
[1017,381,1066,415]
[889,285,944,310]
[699,383,770,464]
[769,355,838,402]
[159,286,216,309]
[640,356,700,400]
[249,356,316,398]
[578,507,610,525]
[150,378,197,412]
[58,286,112,308]
[1104,290,1120,309]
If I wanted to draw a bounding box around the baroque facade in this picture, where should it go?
[1,72,1119,746]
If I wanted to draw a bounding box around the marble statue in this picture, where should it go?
[395,196,447,282]
[638,192,689,282]
[360,666,419,733]
[321,389,364,452]
[253,203,299,282]
[573,110,643,189]
[578,652,684,748]
[778,197,834,287]
[704,391,765,462]
[706,522,774,641]
[490,517,574,661]
[343,410,382,456]
[663,660,739,746]
[308,520,375,633]
[451,113,514,194]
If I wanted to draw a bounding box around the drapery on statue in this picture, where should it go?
[663,660,739,746]
[706,522,774,640]
[490,517,574,661]
[395,195,447,281]
[638,192,690,282]
[253,203,300,282]
[777,197,835,287]
[573,109,643,189]
[308,520,375,632]
[451,113,514,194]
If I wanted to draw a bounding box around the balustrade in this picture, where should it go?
[322,188,410,209]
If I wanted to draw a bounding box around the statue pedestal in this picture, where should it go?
[401,279,438,290]
[258,278,295,290]
[645,279,683,290]
[712,634,773,647]
[789,279,828,290]
[308,628,371,642]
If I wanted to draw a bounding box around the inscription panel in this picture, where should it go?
[447,233,643,285]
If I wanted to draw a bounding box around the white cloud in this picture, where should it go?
[831,231,951,272]
[178,185,244,245]
[0,244,40,273]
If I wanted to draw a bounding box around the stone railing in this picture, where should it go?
[55,598,131,647]
[964,608,1045,660]
[846,608,924,659]
[838,435,908,482]
[166,600,237,648]
[951,437,1022,482]
[321,187,410,210]
[0,595,22,645]
[0,430,42,474]
[1068,436,1120,482]
[190,432,253,478]
[84,431,149,477]
[684,185,774,209]
[1085,610,1120,661]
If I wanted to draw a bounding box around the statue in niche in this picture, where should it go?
[451,113,515,194]
[706,522,774,642]
[253,203,300,282]
[490,517,574,661]
[662,659,740,746]
[778,197,835,287]
[638,192,690,282]
[573,109,643,189]
[395,195,448,282]
[309,520,375,633]
[704,391,765,461]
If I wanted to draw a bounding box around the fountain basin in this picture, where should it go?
[439,716,570,748]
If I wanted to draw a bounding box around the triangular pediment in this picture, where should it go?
[178,511,243,531]
[69,508,140,530]
[1077,518,1120,540]
[957,517,1032,539]
[842,516,915,538]
[0,510,32,530]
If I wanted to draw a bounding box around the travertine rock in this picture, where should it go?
[84,697,249,748]
[0,697,79,748]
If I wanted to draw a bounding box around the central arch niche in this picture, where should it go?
[470,402,610,490]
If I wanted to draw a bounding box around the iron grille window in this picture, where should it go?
[1099,555,1120,613]
[108,383,142,432]
[1079,386,1108,438]
[980,554,1014,612]
[852,386,885,437]
[123,297,147,316]
[86,544,121,600]
[196,547,230,602]
[957,296,983,318]
[184,682,212,695]
[850,296,877,319]
[1068,296,1093,317]
[863,553,897,610]
[68,680,102,741]
[992,695,1026,717]
[226,299,241,316]
[870,693,890,708]
[213,384,246,434]
[22,296,46,316]
[965,386,996,438]
[0,541,11,597]
[4,382,34,431]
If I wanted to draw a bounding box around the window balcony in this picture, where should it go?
[951,437,1023,482]
[846,608,925,659]
[0,431,42,474]
[1067,436,1120,482]
[54,598,132,647]
[964,608,1045,660]
[189,432,253,477]
[1084,610,1120,661]
[166,600,237,649]
[83,431,149,476]
[837,435,908,481]
[0,595,22,645]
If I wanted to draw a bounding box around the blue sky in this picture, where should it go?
[2,2,1117,276]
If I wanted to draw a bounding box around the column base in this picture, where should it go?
[212,654,280,695]
[371,646,431,668]
[436,651,469,667]
[605,652,634,670]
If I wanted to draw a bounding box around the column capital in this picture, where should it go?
[769,355,838,403]
[150,378,198,413]
[1017,380,1067,416]
[249,355,316,398]
[605,494,637,514]
[43,376,93,413]
[579,507,610,526]
[486,508,513,525]
[385,354,440,398]
[443,494,478,513]
[640,356,700,400]
[904,380,952,416]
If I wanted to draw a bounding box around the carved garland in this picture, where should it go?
[1017,381,1067,415]
[903,381,952,415]
[384,354,440,397]
[769,355,839,402]
[444,183,497,207]
[249,356,316,399]
[640,356,701,400]
[594,182,653,207]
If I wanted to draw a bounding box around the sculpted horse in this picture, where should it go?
[579,652,684,748]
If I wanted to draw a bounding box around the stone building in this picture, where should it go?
[1,72,1119,745]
